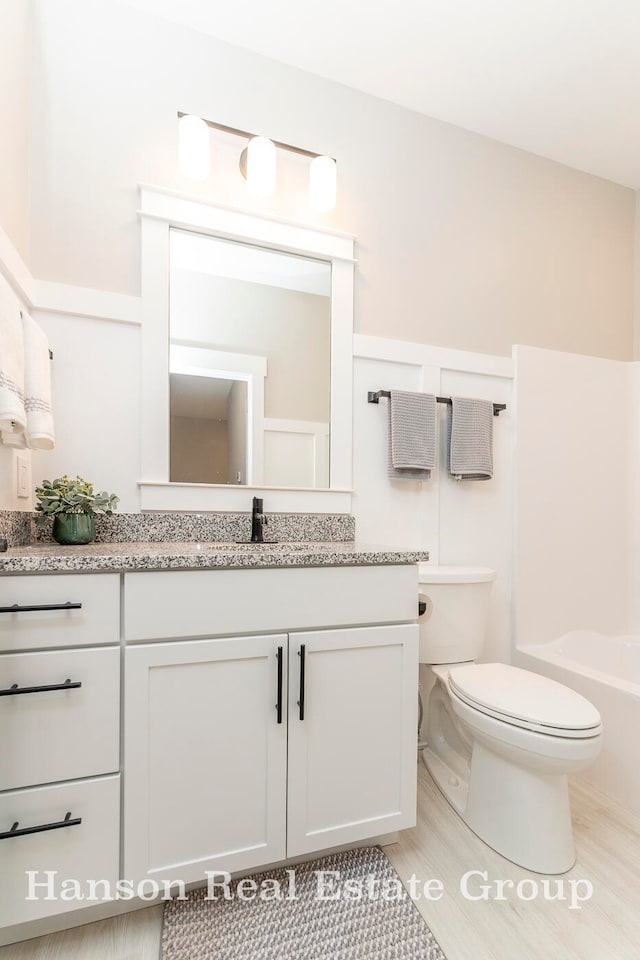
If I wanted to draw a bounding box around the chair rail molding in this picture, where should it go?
[353,334,515,379]
[0,225,141,325]
[0,225,33,306]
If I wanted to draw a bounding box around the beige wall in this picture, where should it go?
[635,191,640,360]
[170,270,331,421]
[170,416,228,484]
[1,0,30,262]
[29,0,635,360]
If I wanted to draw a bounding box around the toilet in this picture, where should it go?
[418,564,603,874]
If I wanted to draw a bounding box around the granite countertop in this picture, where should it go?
[0,541,429,574]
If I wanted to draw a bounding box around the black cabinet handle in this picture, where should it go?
[418,601,427,616]
[275,646,283,724]
[0,811,82,840]
[0,602,82,614]
[297,644,306,721]
[0,678,82,697]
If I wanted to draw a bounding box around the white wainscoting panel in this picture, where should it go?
[29,311,142,512]
[352,335,514,666]
[263,418,329,489]
[438,368,513,663]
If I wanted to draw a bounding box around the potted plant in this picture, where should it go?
[35,475,119,545]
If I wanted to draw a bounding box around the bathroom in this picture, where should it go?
[1,1,639,958]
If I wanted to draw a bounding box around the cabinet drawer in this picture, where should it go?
[0,647,120,791]
[0,574,120,652]
[0,775,120,928]
[124,565,418,641]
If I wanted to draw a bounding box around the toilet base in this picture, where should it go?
[422,742,576,874]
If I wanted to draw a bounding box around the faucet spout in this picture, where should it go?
[251,497,268,543]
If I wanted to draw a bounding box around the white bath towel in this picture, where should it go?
[388,389,437,481]
[22,311,54,450]
[0,274,26,435]
[447,396,493,480]
[0,429,26,448]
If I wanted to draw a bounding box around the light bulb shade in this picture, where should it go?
[178,115,210,180]
[246,137,276,197]
[309,155,337,212]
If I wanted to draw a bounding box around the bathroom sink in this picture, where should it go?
[235,540,279,546]
[193,541,315,552]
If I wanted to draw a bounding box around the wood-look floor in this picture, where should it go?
[387,767,640,960]
[2,765,638,960]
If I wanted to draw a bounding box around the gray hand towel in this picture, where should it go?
[388,389,437,481]
[447,397,494,481]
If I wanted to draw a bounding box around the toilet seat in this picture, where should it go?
[447,663,602,739]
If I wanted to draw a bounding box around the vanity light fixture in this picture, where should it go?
[178,115,211,180]
[309,155,337,212]
[177,112,336,210]
[244,136,277,197]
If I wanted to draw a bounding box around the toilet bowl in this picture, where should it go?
[419,565,603,874]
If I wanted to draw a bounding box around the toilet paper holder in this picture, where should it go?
[418,593,433,620]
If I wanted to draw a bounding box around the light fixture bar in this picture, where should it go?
[176,112,334,162]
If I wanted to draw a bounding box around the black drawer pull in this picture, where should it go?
[297,644,306,721]
[275,646,283,724]
[418,600,427,616]
[0,678,82,697]
[0,811,82,840]
[0,602,82,614]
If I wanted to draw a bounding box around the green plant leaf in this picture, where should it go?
[34,475,119,521]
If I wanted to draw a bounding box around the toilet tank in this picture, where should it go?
[418,565,497,664]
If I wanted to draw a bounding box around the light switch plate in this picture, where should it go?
[16,452,30,499]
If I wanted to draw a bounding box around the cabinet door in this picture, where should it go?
[124,635,287,885]
[287,624,418,856]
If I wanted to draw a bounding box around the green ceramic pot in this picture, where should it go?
[52,513,96,546]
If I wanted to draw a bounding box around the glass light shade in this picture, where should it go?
[178,115,210,180]
[309,155,337,212]
[246,137,276,197]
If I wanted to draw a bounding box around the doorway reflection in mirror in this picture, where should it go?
[169,230,331,489]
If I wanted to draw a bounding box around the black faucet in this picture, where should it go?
[251,497,268,543]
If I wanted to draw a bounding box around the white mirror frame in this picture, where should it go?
[138,184,355,513]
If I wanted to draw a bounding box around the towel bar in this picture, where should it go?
[367,390,506,416]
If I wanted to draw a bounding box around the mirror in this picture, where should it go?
[169,230,332,488]
[139,187,354,512]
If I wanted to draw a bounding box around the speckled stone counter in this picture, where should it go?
[0,510,357,548]
[0,541,429,574]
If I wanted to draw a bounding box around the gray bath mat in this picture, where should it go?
[161,846,446,960]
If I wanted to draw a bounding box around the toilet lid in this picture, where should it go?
[417,564,496,584]
[448,663,602,734]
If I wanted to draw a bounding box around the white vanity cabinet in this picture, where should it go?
[0,560,419,940]
[0,574,121,931]
[122,566,419,886]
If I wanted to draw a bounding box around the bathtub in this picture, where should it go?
[515,631,640,815]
